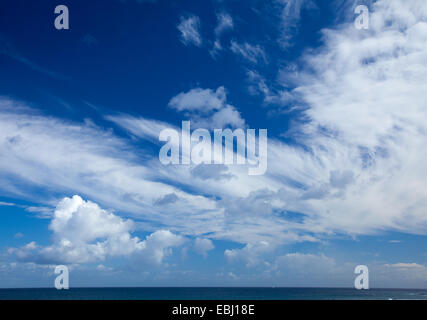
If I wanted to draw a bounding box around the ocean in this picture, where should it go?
[0,287,427,300]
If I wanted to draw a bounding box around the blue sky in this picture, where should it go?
[1,0,427,288]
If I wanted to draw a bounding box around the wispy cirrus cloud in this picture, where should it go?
[214,12,234,37]
[230,41,267,64]
[177,15,203,47]
[0,36,68,80]
[275,0,318,48]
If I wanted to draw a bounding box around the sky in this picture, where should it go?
[1,0,427,288]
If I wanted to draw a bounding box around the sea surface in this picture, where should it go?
[1,287,427,300]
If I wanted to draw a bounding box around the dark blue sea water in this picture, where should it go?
[1,287,427,300]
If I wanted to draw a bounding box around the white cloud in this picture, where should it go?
[105,114,173,142]
[191,164,233,181]
[138,229,187,265]
[177,15,202,47]
[270,0,427,236]
[274,253,337,275]
[0,201,15,206]
[225,241,272,267]
[385,263,424,269]
[168,86,245,128]
[247,70,299,109]
[215,12,234,37]
[0,37,67,80]
[194,238,214,257]
[210,12,233,58]
[230,41,267,64]
[276,0,317,48]
[169,87,226,113]
[9,195,186,265]
[0,98,218,238]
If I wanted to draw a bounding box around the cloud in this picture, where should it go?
[106,114,174,142]
[0,98,218,237]
[0,201,15,206]
[177,15,202,47]
[168,86,245,128]
[137,229,187,265]
[230,41,267,64]
[215,12,234,37]
[9,195,185,265]
[0,36,67,80]
[247,70,300,110]
[270,0,427,236]
[385,263,424,269]
[274,253,337,274]
[191,164,233,181]
[169,87,226,113]
[225,241,272,267]
[193,238,214,258]
[276,0,317,48]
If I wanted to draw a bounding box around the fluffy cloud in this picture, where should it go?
[177,15,202,47]
[193,238,215,258]
[225,241,273,267]
[169,87,227,113]
[9,195,186,265]
[168,86,245,128]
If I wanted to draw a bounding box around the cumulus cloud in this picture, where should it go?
[9,195,186,265]
[177,15,202,47]
[168,86,245,128]
[225,241,272,267]
[194,238,214,257]
[169,87,227,113]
